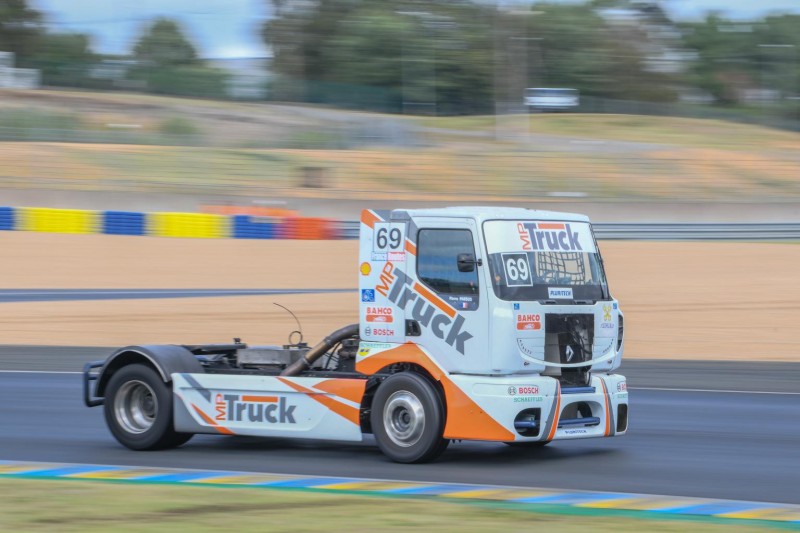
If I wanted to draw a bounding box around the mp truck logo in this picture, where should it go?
[517,222,583,252]
[374,262,473,354]
[214,394,297,424]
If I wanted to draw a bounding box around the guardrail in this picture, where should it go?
[338,221,800,241]
[593,223,800,241]
[2,207,799,241]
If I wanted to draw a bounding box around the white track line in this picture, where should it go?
[631,386,800,395]
[0,370,82,374]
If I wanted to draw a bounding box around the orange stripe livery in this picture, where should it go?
[413,282,456,319]
[277,377,362,426]
[600,380,611,437]
[192,404,235,435]
[546,382,561,441]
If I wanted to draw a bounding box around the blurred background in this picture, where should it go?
[0,0,798,218]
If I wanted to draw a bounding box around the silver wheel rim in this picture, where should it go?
[383,390,425,447]
[114,380,158,434]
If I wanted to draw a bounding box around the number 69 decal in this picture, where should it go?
[501,252,533,287]
[373,222,406,261]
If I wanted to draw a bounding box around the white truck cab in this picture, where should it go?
[356,207,627,455]
[85,206,627,463]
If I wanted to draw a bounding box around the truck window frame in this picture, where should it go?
[415,228,480,310]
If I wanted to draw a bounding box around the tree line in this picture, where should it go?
[1,0,798,115]
[0,1,227,98]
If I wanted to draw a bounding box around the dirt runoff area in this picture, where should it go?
[0,232,798,362]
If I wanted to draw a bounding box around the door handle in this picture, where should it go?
[405,320,421,337]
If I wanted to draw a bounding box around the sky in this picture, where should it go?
[30,0,800,58]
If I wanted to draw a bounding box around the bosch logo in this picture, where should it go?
[519,386,539,395]
[507,386,517,396]
[617,382,627,392]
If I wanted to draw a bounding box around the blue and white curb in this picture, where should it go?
[1,461,798,525]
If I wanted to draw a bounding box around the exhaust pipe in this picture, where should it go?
[280,324,359,377]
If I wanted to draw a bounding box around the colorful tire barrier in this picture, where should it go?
[150,212,229,239]
[17,207,99,234]
[232,215,280,239]
[0,206,345,240]
[102,211,146,236]
[0,206,14,231]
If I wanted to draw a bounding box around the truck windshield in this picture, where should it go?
[483,220,608,301]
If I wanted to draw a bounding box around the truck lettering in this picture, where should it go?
[375,262,395,297]
[214,393,226,421]
[517,223,532,251]
[377,265,473,354]
[520,223,583,252]
[221,395,297,424]
[411,297,435,327]
[444,315,472,353]
[431,314,451,339]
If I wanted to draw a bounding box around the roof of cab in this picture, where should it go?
[393,206,591,223]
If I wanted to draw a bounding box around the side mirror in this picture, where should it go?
[457,253,481,272]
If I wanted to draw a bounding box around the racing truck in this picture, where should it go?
[83,207,628,463]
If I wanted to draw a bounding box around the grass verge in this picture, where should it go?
[0,478,790,532]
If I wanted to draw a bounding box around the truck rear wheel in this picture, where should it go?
[104,364,192,450]
[371,372,448,463]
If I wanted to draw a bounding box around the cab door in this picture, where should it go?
[410,217,489,374]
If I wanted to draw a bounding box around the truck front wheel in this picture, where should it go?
[371,372,449,463]
[104,364,192,450]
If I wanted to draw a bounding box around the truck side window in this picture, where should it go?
[417,229,479,297]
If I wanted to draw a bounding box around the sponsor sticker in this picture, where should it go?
[360,262,372,276]
[516,313,541,331]
[601,303,615,329]
[513,303,520,310]
[366,306,393,323]
[513,396,543,403]
[361,289,375,302]
[617,382,627,392]
[548,287,573,299]
[358,341,393,357]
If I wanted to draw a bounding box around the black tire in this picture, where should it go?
[103,364,192,450]
[371,372,449,463]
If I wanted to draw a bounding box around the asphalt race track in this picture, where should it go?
[1,346,799,505]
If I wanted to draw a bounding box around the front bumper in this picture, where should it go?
[447,373,628,442]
